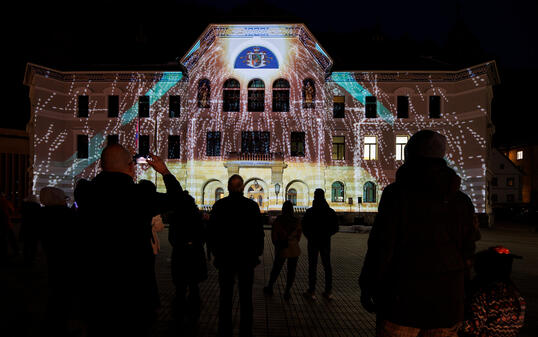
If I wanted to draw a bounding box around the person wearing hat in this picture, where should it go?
[302,188,339,300]
[359,130,479,336]
[461,246,525,337]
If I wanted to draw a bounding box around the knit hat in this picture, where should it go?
[404,130,447,160]
[39,187,67,206]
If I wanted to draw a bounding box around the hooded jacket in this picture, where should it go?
[359,157,477,328]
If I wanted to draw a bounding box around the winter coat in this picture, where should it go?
[302,200,338,247]
[359,157,478,329]
[271,215,302,258]
[168,194,208,282]
[75,171,183,320]
[208,192,264,269]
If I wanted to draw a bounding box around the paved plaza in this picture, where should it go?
[2,225,538,337]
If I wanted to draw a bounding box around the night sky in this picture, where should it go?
[5,0,538,145]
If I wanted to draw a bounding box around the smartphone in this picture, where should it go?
[134,154,149,164]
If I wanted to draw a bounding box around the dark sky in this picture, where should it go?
[5,0,538,145]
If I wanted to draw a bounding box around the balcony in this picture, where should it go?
[226,152,284,161]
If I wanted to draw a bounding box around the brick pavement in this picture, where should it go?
[2,226,537,337]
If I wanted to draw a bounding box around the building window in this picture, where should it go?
[169,95,180,118]
[168,135,180,159]
[364,136,377,160]
[517,150,523,160]
[248,79,265,112]
[77,135,88,158]
[333,96,345,118]
[507,177,515,187]
[206,131,221,157]
[507,194,514,202]
[395,135,409,161]
[429,95,441,118]
[287,188,297,205]
[331,181,344,202]
[363,181,376,203]
[78,95,89,118]
[397,96,409,118]
[223,79,240,112]
[332,136,345,160]
[139,135,150,156]
[365,96,377,118]
[491,177,498,187]
[290,132,305,157]
[198,79,210,108]
[241,131,270,154]
[107,134,119,146]
[491,194,498,202]
[302,79,315,108]
[108,95,119,117]
[272,79,290,112]
[215,187,224,202]
[138,96,149,117]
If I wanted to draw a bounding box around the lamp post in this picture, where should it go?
[275,183,280,206]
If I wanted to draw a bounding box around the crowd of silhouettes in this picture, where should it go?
[0,130,528,337]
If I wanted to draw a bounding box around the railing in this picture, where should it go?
[226,152,284,161]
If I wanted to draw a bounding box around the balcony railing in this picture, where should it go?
[226,152,284,161]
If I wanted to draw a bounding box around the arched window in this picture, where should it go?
[287,188,297,206]
[364,181,376,203]
[223,79,240,112]
[302,78,315,108]
[248,79,265,112]
[272,78,290,112]
[331,181,344,202]
[215,187,224,202]
[198,79,210,108]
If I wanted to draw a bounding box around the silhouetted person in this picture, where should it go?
[20,195,41,266]
[208,174,264,337]
[169,191,207,319]
[0,193,18,262]
[264,200,302,300]
[75,144,183,337]
[39,186,79,336]
[461,246,525,337]
[302,188,338,300]
[359,130,478,337]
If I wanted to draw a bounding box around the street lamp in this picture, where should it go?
[275,183,280,204]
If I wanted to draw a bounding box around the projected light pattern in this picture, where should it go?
[25,24,496,214]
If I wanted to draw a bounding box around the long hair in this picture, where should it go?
[281,200,294,217]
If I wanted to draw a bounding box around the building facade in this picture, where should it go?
[502,144,538,207]
[489,149,523,206]
[23,24,499,214]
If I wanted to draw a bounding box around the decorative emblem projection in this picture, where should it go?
[234,46,278,69]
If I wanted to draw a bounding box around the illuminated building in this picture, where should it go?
[23,24,499,216]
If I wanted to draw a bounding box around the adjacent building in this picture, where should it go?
[23,24,499,216]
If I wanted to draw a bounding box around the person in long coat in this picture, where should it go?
[264,200,302,300]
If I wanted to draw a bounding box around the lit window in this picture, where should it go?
[302,79,315,108]
[333,96,345,118]
[395,135,409,160]
[332,136,345,160]
[517,150,523,160]
[168,135,180,159]
[331,182,344,202]
[364,136,377,160]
